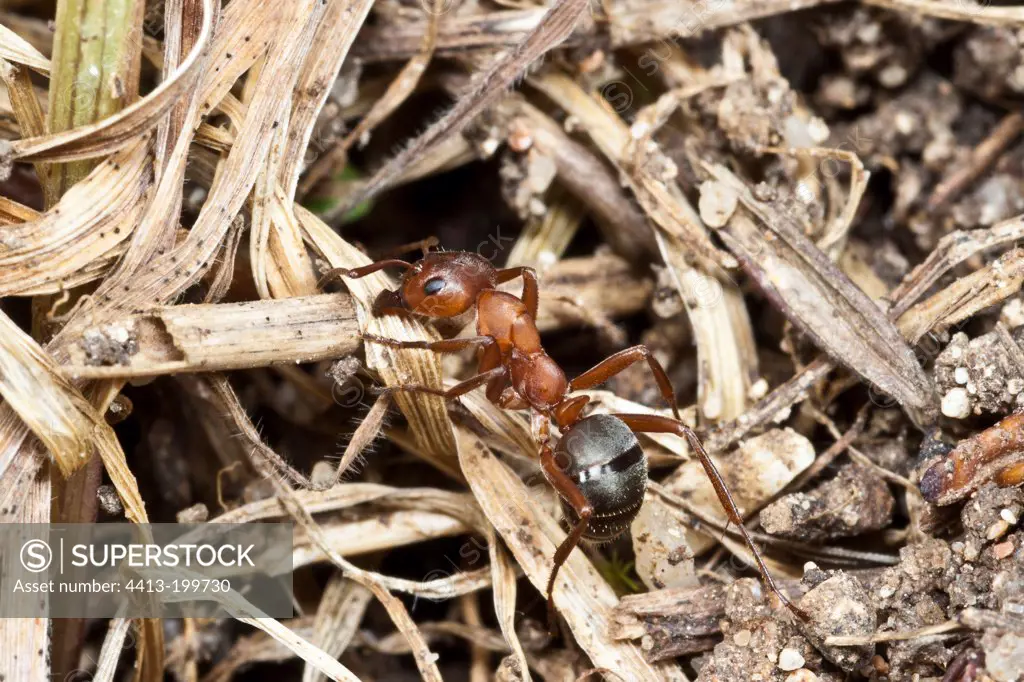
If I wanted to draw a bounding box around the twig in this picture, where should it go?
[928,111,1024,212]
[825,620,962,646]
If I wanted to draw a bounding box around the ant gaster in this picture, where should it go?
[324,248,806,627]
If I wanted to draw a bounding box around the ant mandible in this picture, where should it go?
[323,246,806,627]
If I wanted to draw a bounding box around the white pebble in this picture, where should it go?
[1001,508,1019,525]
[807,117,830,144]
[733,629,752,647]
[749,378,769,400]
[778,648,805,671]
[954,367,970,385]
[988,519,1011,541]
[480,138,499,156]
[698,180,738,228]
[941,388,971,419]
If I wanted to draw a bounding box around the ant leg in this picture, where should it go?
[612,413,809,621]
[569,346,681,420]
[363,334,497,356]
[495,266,539,320]
[317,259,412,289]
[539,442,592,634]
[379,366,506,402]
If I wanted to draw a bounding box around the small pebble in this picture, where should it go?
[807,117,830,144]
[954,367,970,384]
[778,648,805,671]
[1001,508,1018,525]
[698,180,738,228]
[994,540,1015,560]
[941,388,971,419]
[988,519,1011,541]
[480,138,499,156]
[749,378,769,400]
[733,629,752,647]
[785,670,818,682]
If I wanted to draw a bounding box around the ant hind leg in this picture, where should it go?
[539,443,593,634]
[612,412,809,622]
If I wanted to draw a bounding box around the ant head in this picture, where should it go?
[383,252,497,318]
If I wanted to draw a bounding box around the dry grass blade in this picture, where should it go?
[506,187,585,269]
[279,0,374,197]
[652,227,756,422]
[290,508,470,565]
[888,214,1024,318]
[0,22,49,73]
[488,528,532,681]
[455,427,687,681]
[0,311,150,522]
[271,486,446,682]
[0,0,212,170]
[353,0,837,61]
[706,163,935,415]
[302,577,373,682]
[899,248,1024,343]
[209,482,472,524]
[530,253,654,333]
[0,59,56,206]
[0,195,39,222]
[93,615,133,682]
[861,0,1024,25]
[0,308,108,474]
[148,566,363,682]
[61,293,360,379]
[0,141,148,297]
[334,392,390,480]
[53,0,330,331]
[0,460,49,682]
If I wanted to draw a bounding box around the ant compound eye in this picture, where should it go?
[423,277,445,296]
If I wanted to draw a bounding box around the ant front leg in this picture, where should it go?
[317,259,413,289]
[569,345,681,420]
[363,334,497,357]
[611,413,809,621]
[539,442,593,634]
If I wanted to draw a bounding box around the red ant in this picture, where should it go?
[323,247,806,627]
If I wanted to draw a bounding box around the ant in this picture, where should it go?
[323,246,807,627]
